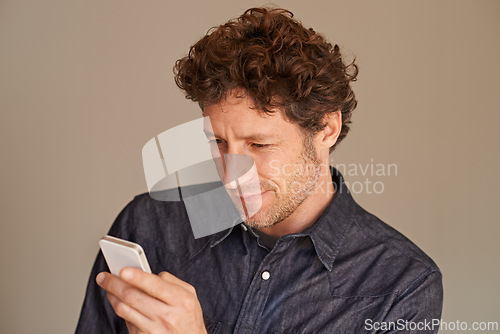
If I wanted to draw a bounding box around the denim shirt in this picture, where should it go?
[76,167,443,333]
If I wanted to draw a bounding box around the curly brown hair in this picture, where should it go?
[174,7,358,152]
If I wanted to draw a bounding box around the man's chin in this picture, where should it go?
[244,206,283,229]
[244,218,278,230]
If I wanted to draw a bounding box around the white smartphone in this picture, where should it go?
[99,235,152,276]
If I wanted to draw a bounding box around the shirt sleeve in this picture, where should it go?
[380,270,443,334]
[75,199,138,334]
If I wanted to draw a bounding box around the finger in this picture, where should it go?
[119,268,194,304]
[158,271,197,293]
[97,272,168,320]
[126,321,146,334]
[106,292,150,332]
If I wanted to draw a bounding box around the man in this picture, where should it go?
[76,7,443,333]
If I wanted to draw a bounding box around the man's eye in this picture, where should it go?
[252,143,269,148]
[208,139,224,144]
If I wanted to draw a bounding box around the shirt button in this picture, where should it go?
[241,224,248,231]
[261,271,270,280]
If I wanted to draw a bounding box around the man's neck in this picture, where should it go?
[257,165,335,238]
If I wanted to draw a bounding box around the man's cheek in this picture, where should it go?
[268,159,281,178]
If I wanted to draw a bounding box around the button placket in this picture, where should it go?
[233,243,285,333]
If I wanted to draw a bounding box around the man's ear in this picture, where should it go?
[317,110,342,149]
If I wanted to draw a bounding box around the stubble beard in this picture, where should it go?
[244,134,322,229]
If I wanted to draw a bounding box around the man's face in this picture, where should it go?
[203,92,322,229]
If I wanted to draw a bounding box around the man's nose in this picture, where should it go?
[223,153,255,190]
[225,142,246,155]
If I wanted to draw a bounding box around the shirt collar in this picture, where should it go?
[299,166,356,271]
[209,166,356,271]
[209,225,235,248]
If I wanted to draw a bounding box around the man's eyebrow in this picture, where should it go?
[244,134,275,141]
[202,130,276,141]
[203,129,278,141]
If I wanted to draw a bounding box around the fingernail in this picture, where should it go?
[96,272,105,285]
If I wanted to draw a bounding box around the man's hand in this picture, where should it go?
[96,267,207,334]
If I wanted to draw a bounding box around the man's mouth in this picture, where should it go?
[239,190,273,203]
[227,188,269,200]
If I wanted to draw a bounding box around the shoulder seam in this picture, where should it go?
[395,269,442,299]
[352,209,435,273]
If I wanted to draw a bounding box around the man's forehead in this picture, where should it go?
[203,127,279,141]
[203,107,287,138]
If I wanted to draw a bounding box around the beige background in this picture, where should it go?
[1,0,499,333]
